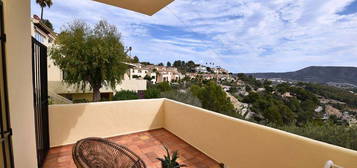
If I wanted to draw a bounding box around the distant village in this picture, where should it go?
[126,62,233,84]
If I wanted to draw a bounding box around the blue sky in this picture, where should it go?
[31,0,357,73]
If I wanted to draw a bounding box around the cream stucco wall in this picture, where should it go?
[4,0,38,167]
[115,79,147,91]
[163,99,357,168]
[49,99,357,168]
[48,79,147,94]
[49,99,164,147]
[47,58,62,81]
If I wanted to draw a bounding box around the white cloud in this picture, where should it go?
[31,0,357,72]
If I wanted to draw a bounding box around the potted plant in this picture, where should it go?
[157,146,186,168]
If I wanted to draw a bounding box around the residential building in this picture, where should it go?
[186,72,198,79]
[31,15,56,47]
[31,15,63,82]
[129,67,157,84]
[267,78,288,83]
[2,1,357,168]
[156,66,184,83]
[186,72,234,82]
[212,67,229,74]
[128,64,184,83]
[195,65,208,73]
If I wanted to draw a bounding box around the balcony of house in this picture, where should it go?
[45,99,357,168]
[44,129,219,168]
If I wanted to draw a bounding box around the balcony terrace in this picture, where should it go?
[44,129,219,168]
[46,99,357,168]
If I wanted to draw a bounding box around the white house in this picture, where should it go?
[195,65,208,73]
[129,67,157,84]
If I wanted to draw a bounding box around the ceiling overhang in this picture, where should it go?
[93,0,174,16]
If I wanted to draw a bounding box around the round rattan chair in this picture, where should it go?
[72,137,147,168]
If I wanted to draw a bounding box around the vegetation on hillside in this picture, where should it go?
[160,90,202,107]
[239,74,319,126]
[143,80,235,117]
[350,88,357,93]
[303,83,357,108]
[191,81,238,118]
[277,123,357,150]
[144,88,161,99]
[235,73,357,150]
[131,56,139,63]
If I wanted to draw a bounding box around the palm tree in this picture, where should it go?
[36,0,53,20]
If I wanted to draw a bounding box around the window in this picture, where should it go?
[35,31,45,43]
[48,37,53,44]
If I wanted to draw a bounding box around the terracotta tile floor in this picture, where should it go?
[43,129,220,168]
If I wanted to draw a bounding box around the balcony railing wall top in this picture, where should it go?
[49,99,357,168]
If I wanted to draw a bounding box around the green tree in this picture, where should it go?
[144,88,160,99]
[173,60,183,67]
[207,67,213,73]
[186,61,196,72]
[156,82,171,92]
[141,62,152,65]
[276,83,290,93]
[113,90,139,100]
[132,56,139,63]
[42,19,53,30]
[160,90,202,107]
[243,92,296,125]
[278,122,357,150]
[36,0,53,19]
[144,75,153,81]
[304,83,357,108]
[158,62,164,66]
[167,61,171,67]
[172,60,196,73]
[50,20,128,102]
[238,73,263,89]
[191,82,236,117]
[245,85,252,92]
[190,84,202,96]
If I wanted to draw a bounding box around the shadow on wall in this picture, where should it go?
[48,99,165,147]
[49,103,86,147]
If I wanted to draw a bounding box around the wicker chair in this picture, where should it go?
[72,137,147,168]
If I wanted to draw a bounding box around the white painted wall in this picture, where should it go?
[4,0,38,167]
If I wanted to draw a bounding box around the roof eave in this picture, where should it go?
[93,0,174,16]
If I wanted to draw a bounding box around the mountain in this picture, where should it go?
[247,66,357,87]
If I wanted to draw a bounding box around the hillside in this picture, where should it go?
[248,66,357,86]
